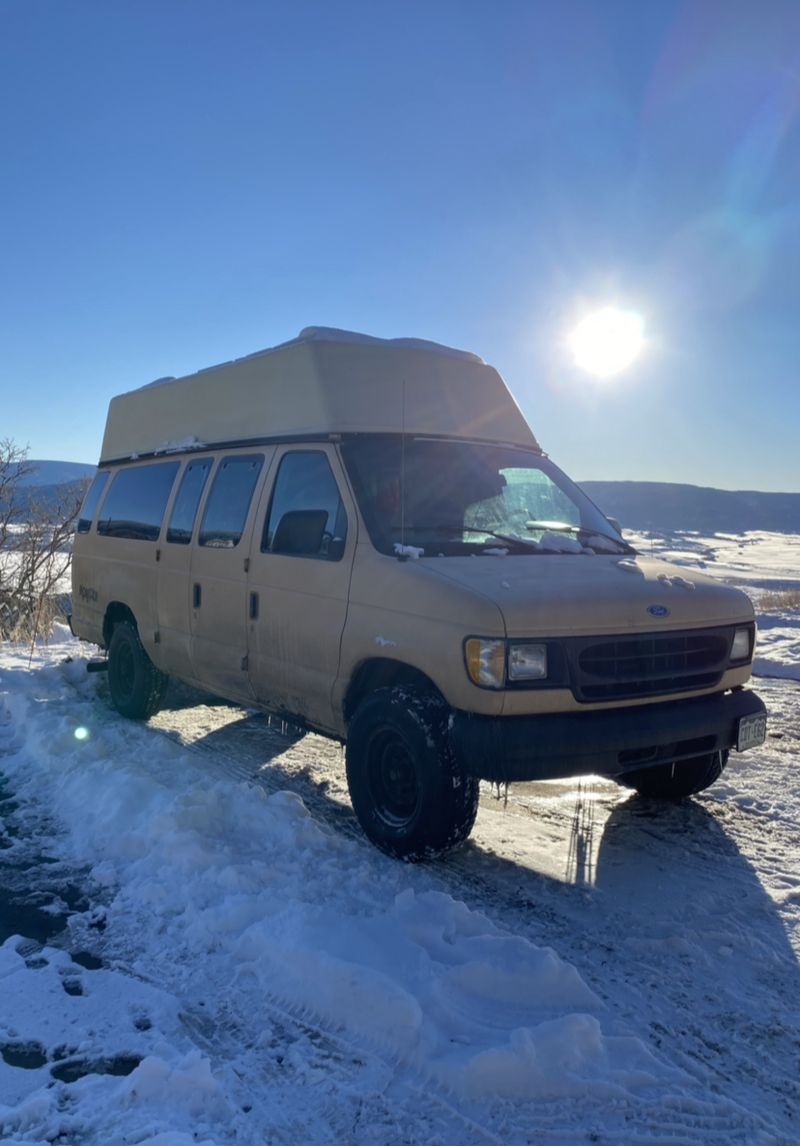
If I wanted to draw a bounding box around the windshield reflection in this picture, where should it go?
[341,437,632,557]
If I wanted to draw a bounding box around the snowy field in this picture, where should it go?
[0,531,798,1145]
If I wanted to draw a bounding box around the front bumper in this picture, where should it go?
[449,688,767,783]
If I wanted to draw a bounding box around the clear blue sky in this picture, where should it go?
[2,0,799,491]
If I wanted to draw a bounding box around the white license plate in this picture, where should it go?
[737,713,767,752]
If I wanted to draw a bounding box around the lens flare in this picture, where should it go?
[570,307,644,378]
[74,726,90,741]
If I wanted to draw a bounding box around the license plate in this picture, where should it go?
[737,713,767,752]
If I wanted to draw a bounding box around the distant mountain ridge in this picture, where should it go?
[10,459,96,486]
[2,461,94,521]
[581,481,800,535]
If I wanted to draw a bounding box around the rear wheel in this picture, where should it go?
[107,620,168,720]
[620,750,728,799]
[346,686,479,861]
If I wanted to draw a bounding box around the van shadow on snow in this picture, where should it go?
[591,795,800,1129]
[162,689,799,991]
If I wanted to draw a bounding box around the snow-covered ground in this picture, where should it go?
[0,531,798,1144]
[0,523,73,599]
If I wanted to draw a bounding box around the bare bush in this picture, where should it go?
[758,588,800,612]
[0,439,87,642]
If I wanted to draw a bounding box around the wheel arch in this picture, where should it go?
[343,657,445,725]
[102,601,137,649]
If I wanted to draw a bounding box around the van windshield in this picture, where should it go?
[341,437,634,557]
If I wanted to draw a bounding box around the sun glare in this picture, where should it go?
[569,307,644,379]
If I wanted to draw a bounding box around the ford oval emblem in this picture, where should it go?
[647,604,670,617]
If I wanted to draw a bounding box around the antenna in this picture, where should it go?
[400,377,407,556]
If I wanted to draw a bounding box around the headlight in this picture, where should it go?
[508,642,548,681]
[465,638,505,688]
[730,625,753,663]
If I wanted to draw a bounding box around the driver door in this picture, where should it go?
[246,446,356,731]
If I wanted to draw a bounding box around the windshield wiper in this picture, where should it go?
[390,524,559,554]
[525,521,637,555]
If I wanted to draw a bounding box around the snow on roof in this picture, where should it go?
[294,326,485,363]
[141,375,177,389]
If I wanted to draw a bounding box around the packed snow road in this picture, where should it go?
[0,629,797,1145]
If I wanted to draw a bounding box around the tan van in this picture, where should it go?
[71,327,767,859]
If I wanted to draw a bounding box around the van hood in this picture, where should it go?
[422,553,754,637]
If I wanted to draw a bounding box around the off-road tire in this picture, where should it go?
[345,686,479,861]
[107,620,168,720]
[620,749,729,799]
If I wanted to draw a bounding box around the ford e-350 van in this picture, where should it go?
[71,327,767,859]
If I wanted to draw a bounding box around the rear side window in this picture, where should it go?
[199,455,263,548]
[77,471,109,534]
[262,451,347,560]
[97,462,179,542]
[167,458,212,544]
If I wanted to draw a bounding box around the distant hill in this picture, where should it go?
[7,478,91,522]
[11,459,96,487]
[581,481,800,534]
[1,460,95,521]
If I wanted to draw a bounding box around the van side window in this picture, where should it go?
[96,462,179,542]
[262,451,347,560]
[199,455,263,548]
[167,458,212,544]
[77,471,110,534]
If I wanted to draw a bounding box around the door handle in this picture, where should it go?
[193,583,202,609]
[249,591,259,620]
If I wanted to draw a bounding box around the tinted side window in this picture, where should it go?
[262,452,347,560]
[167,458,212,544]
[97,463,179,541]
[77,471,109,534]
[199,455,263,548]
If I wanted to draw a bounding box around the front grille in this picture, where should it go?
[570,629,731,702]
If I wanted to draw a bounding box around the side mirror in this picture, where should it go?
[607,516,623,536]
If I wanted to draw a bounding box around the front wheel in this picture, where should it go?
[107,619,168,720]
[345,687,479,861]
[620,750,729,799]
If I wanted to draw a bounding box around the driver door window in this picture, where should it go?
[262,451,347,560]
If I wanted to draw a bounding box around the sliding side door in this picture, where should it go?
[189,451,272,702]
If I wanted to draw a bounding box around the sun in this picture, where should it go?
[569,307,644,378]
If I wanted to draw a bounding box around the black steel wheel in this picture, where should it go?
[346,686,479,861]
[107,619,168,720]
[620,750,729,799]
[367,728,421,827]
